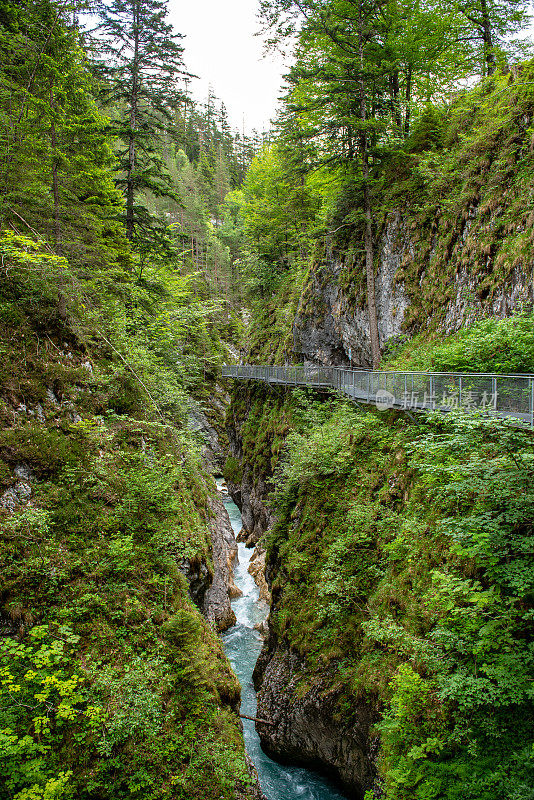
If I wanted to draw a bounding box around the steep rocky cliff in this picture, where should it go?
[219,68,534,800]
[203,492,241,630]
[293,201,534,368]
[253,67,534,369]
[253,639,374,799]
[224,357,534,800]
[293,212,412,367]
[225,397,276,547]
[224,383,378,796]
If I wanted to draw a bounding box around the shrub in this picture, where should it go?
[223,456,242,484]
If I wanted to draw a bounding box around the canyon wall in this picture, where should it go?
[223,69,534,799]
[293,206,534,368]
[225,385,377,798]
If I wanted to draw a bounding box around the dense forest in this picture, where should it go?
[1,0,534,799]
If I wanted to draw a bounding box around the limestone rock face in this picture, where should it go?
[235,470,274,547]
[187,407,225,472]
[291,209,534,368]
[253,640,375,799]
[293,212,411,368]
[181,490,240,631]
[0,463,34,513]
[248,544,271,604]
[178,557,210,609]
[226,422,275,548]
[226,420,275,547]
[203,493,239,631]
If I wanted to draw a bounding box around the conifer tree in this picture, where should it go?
[0,0,128,274]
[94,0,191,255]
[275,0,389,366]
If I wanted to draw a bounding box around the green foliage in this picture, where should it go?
[0,3,254,798]
[228,383,337,481]
[0,2,129,271]
[235,29,534,368]
[223,456,242,484]
[229,382,534,800]
[0,388,249,798]
[384,312,534,373]
[406,106,446,153]
[233,143,319,358]
[93,0,188,253]
[0,624,101,799]
[241,145,318,285]
[0,52,249,800]
[89,657,165,756]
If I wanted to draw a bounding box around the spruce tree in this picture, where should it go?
[273,0,390,366]
[0,0,128,274]
[94,0,191,255]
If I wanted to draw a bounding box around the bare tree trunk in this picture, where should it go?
[51,151,60,244]
[480,0,495,75]
[358,0,380,368]
[50,83,61,249]
[390,70,402,133]
[50,81,66,318]
[362,154,380,368]
[126,1,140,240]
[404,67,412,137]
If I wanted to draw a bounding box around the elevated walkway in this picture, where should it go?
[221,364,534,427]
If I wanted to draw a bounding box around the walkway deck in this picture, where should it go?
[221,364,534,427]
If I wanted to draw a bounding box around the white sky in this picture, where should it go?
[167,0,287,133]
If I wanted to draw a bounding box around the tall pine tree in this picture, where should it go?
[0,0,128,274]
[94,0,191,257]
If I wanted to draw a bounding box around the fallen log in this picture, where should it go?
[239,713,274,726]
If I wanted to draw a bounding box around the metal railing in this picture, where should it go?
[221,364,534,427]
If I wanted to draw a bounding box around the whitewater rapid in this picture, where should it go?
[218,484,348,800]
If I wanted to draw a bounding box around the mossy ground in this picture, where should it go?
[0,295,252,800]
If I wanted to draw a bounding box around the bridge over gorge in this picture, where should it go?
[221,364,534,427]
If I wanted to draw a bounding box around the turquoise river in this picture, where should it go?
[219,485,350,800]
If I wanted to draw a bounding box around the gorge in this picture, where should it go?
[219,481,350,800]
[1,1,534,799]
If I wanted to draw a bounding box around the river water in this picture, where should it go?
[218,486,348,800]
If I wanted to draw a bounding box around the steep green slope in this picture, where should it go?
[381,312,534,372]
[380,64,534,333]
[0,235,255,800]
[0,3,257,797]
[226,383,534,799]
[236,65,534,367]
